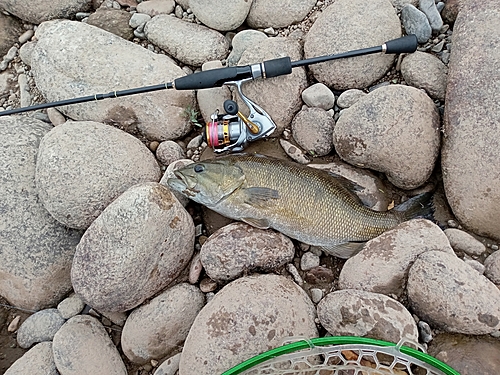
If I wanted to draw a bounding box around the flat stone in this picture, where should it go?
[0,0,92,24]
[17,309,66,349]
[444,228,486,256]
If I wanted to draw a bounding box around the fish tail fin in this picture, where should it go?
[393,192,434,222]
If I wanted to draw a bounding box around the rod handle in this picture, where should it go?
[384,34,418,54]
[173,66,252,90]
[263,57,292,78]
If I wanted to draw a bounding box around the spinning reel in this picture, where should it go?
[0,35,419,154]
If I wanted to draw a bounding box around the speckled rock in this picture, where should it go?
[334,85,440,189]
[4,342,58,375]
[304,0,401,90]
[336,89,367,109]
[35,121,160,229]
[121,283,205,364]
[301,83,336,110]
[200,223,295,283]
[444,228,486,256]
[246,0,316,28]
[0,116,81,310]
[179,274,318,375]
[17,309,66,349]
[408,250,500,334]
[53,315,127,375]
[136,0,175,16]
[0,0,91,24]
[145,15,229,66]
[401,51,448,101]
[318,289,418,343]
[71,182,194,312]
[291,107,334,157]
[189,0,252,31]
[485,251,500,285]
[227,29,267,66]
[441,0,500,241]
[57,294,85,319]
[339,219,454,297]
[156,140,186,166]
[31,20,194,141]
[237,37,307,136]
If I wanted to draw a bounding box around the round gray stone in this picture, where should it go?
[419,0,443,32]
[190,0,252,31]
[200,223,295,283]
[4,342,58,375]
[35,121,160,229]
[227,29,267,66]
[485,251,500,285]
[334,85,440,189]
[0,116,81,310]
[291,107,334,157]
[444,228,486,256]
[121,283,205,364]
[400,4,432,43]
[246,0,316,28]
[304,0,401,90]
[301,83,335,110]
[57,294,86,319]
[17,309,66,349]
[71,182,194,312]
[0,0,91,24]
[179,274,318,375]
[53,315,127,375]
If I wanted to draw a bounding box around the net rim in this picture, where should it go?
[220,336,460,375]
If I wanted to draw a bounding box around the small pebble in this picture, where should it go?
[149,141,160,152]
[199,277,217,293]
[47,107,66,126]
[417,320,433,343]
[492,244,499,251]
[286,263,304,286]
[57,294,85,319]
[18,30,34,44]
[188,252,203,284]
[432,40,445,53]
[310,288,323,304]
[300,252,320,271]
[7,316,21,332]
[447,219,458,228]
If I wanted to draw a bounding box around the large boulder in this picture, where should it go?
[334,85,440,189]
[304,0,401,90]
[35,121,160,229]
[179,274,318,375]
[0,0,91,24]
[236,37,307,136]
[71,182,194,312]
[31,20,195,141]
[441,0,500,240]
[0,116,81,310]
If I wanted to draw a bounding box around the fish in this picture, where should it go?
[166,154,433,258]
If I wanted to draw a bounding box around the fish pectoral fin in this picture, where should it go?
[241,217,271,230]
[242,187,280,207]
[317,242,366,259]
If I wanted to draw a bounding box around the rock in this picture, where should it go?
[237,37,307,136]
[401,51,447,101]
[227,30,267,66]
[246,0,316,29]
[4,342,58,375]
[418,320,433,343]
[419,0,443,32]
[200,223,295,283]
[190,0,251,31]
[179,274,318,375]
[87,8,134,40]
[53,315,127,374]
[390,0,418,11]
[339,219,454,297]
[441,0,500,241]
[304,0,401,90]
[400,4,432,43]
[485,251,500,285]
[441,0,463,24]
[336,89,367,109]
[160,158,194,206]
[188,252,203,284]
[300,252,320,271]
[310,288,323,304]
[334,85,440,190]
[155,140,186,166]
[444,228,486,256]
[428,333,500,375]
[31,20,194,141]
[0,0,92,24]
[308,161,390,211]
[17,309,66,349]
[407,250,500,334]
[18,41,36,67]
[46,108,66,126]
[279,138,310,164]
[35,121,160,229]
[153,353,181,375]
[121,283,204,364]
[0,116,81,310]
[196,60,232,123]
[7,315,21,332]
[291,107,334,157]
[301,83,335,110]
[0,13,23,57]
[136,0,175,16]
[72,182,194,312]
[57,294,86,319]
[144,15,229,66]
[464,259,485,274]
[317,289,418,343]
[129,13,151,28]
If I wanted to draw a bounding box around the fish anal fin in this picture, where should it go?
[242,187,280,207]
[317,242,366,259]
[241,217,271,230]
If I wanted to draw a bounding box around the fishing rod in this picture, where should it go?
[0,34,418,153]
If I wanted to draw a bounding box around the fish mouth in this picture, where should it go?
[170,170,199,197]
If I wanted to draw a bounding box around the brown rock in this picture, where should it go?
[441,0,463,24]
[441,0,500,240]
[0,13,23,57]
[291,107,334,157]
[87,8,134,40]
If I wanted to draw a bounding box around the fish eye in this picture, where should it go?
[194,164,205,173]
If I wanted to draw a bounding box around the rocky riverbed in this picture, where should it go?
[1,0,500,374]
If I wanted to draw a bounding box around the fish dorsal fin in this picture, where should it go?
[317,242,366,259]
[242,187,280,207]
[241,217,271,229]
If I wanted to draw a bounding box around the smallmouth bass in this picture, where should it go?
[167,154,433,258]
